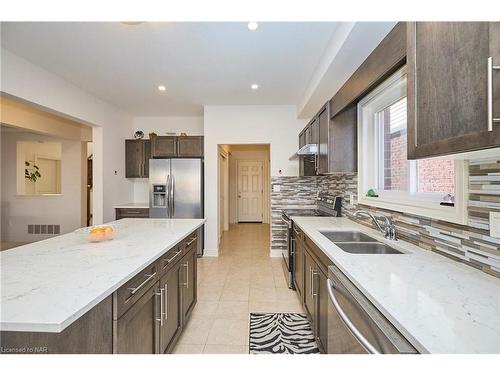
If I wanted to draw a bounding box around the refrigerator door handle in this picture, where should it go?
[166,174,171,216]
[171,174,175,217]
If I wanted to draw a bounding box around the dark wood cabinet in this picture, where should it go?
[407,22,500,158]
[181,243,197,322]
[158,261,182,354]
[303,250,316,325]
[317,104,329,174]
[329,104,357,173]
[295,229,332,353]
[294,229,304,300]
[114,283,160,354]
[151,136,177,158]
[178,136,204,157]
[115,207,149,220]
[125,139,150,178]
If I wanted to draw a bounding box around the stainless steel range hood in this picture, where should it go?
[289,143,318,160]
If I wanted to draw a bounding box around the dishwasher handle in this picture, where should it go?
[327,278,380,354]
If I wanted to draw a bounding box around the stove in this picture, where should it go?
[281,194,342,289]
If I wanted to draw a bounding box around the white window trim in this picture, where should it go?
[357,67,468,225]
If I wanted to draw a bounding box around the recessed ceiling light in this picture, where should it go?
[158,85,166,92]
[247,22,258,31]
[251,84,259,90]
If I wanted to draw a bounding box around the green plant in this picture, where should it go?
[25,161,41,183]
[148,132,158,139]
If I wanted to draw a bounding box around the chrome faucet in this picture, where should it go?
[354,210,397,241]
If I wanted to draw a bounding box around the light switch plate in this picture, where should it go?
[490,212,500,238]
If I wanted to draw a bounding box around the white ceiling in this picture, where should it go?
[1,22,340,116]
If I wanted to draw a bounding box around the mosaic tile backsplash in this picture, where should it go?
[271,157,500,278]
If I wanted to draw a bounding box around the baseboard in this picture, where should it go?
[269,249,282,258]
[203,248,219,257]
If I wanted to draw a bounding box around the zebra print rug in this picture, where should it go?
[249,313,320,354]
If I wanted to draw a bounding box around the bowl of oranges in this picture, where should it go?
[75,225,115,242]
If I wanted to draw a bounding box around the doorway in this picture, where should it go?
[237,160,263,222]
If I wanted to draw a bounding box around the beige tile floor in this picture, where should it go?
[173,223,304,354]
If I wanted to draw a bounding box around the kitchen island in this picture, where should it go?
[0,218,205,354]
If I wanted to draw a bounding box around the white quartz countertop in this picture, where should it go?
[291,216,500,354]
[0,218,205,333]
[113,203,149,209]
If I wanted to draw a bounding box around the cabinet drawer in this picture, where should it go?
[115,208,149,219]
[184,232,198,252]
[116,262,159,318]
[159,243,184,275]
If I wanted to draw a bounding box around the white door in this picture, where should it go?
[237,161,263,222]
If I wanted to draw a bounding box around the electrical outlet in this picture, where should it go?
[490,212,500,238]
[349,192,354,205]
[273,184,281,193]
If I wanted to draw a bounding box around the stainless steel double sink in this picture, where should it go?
[319,231,403,254]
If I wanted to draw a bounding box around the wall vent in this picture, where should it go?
[27,224,61,235]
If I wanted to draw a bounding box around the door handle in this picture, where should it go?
[326,278,380,354]
[164,283,168,321]
[155,287,165,326]
[184,261,189,289]
[171,175,175,217]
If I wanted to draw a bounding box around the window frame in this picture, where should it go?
[357,67,468,225]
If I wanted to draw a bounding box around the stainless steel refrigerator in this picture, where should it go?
[149,158,204,253]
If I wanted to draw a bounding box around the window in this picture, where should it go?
[358,67,467,224]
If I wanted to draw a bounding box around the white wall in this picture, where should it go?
[1,132,84,241]
[204,105,306,255]
[130,116,204,203]
[1,48,133,223]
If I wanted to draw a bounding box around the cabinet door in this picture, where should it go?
[303,251,316,327]
[329,105,357,173]
[143,140,151,177]
[125,140,144,178]
[178,136,204,157]
[317,105,329,174]
[407,22,500,158]
[151,136,177,158]
[158,262,182,353]
[299,131,306,148]
[316,268,328,353]
[310,118,319,145]
[304,125,312,145]
[294,235,304,301]
[181,246,197,323]
[114,283,160,354]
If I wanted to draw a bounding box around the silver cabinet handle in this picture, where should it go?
[155,287,164,326]
[309,266,313,297]
[164,283,168,321]
[487,56,500,131]
[164,250,182,265]
[125,211,141,215]
[166,174,171,214]
[326,278,380,354]
[312,269,318,298]
[127,272,156,295]
[186,236,197,247]
[184,261,189,289]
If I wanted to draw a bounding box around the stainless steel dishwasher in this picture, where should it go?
[326,264,418,354]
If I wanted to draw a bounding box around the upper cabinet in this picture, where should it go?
[329,104,357,173]
[125,139,151,178]
[151,136,177,158]
[316,103,329,174]
[151,136,204,158]
[177,136,204,157]
[407,22,500,159]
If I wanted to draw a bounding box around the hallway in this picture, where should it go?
[174,223,304,354]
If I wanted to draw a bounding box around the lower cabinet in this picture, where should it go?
[296,230,331,353]
[159,261,182,354]
[113,230,199,354]
[181,244,197,322]
[114,283,160,354]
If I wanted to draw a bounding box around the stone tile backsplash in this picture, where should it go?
[270,157,500,278]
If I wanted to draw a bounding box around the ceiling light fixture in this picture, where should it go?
[158,85,166,92]
[247,22,258,31]
[251,84,259,90]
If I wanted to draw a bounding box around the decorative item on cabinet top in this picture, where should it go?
[134,130,144,139]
